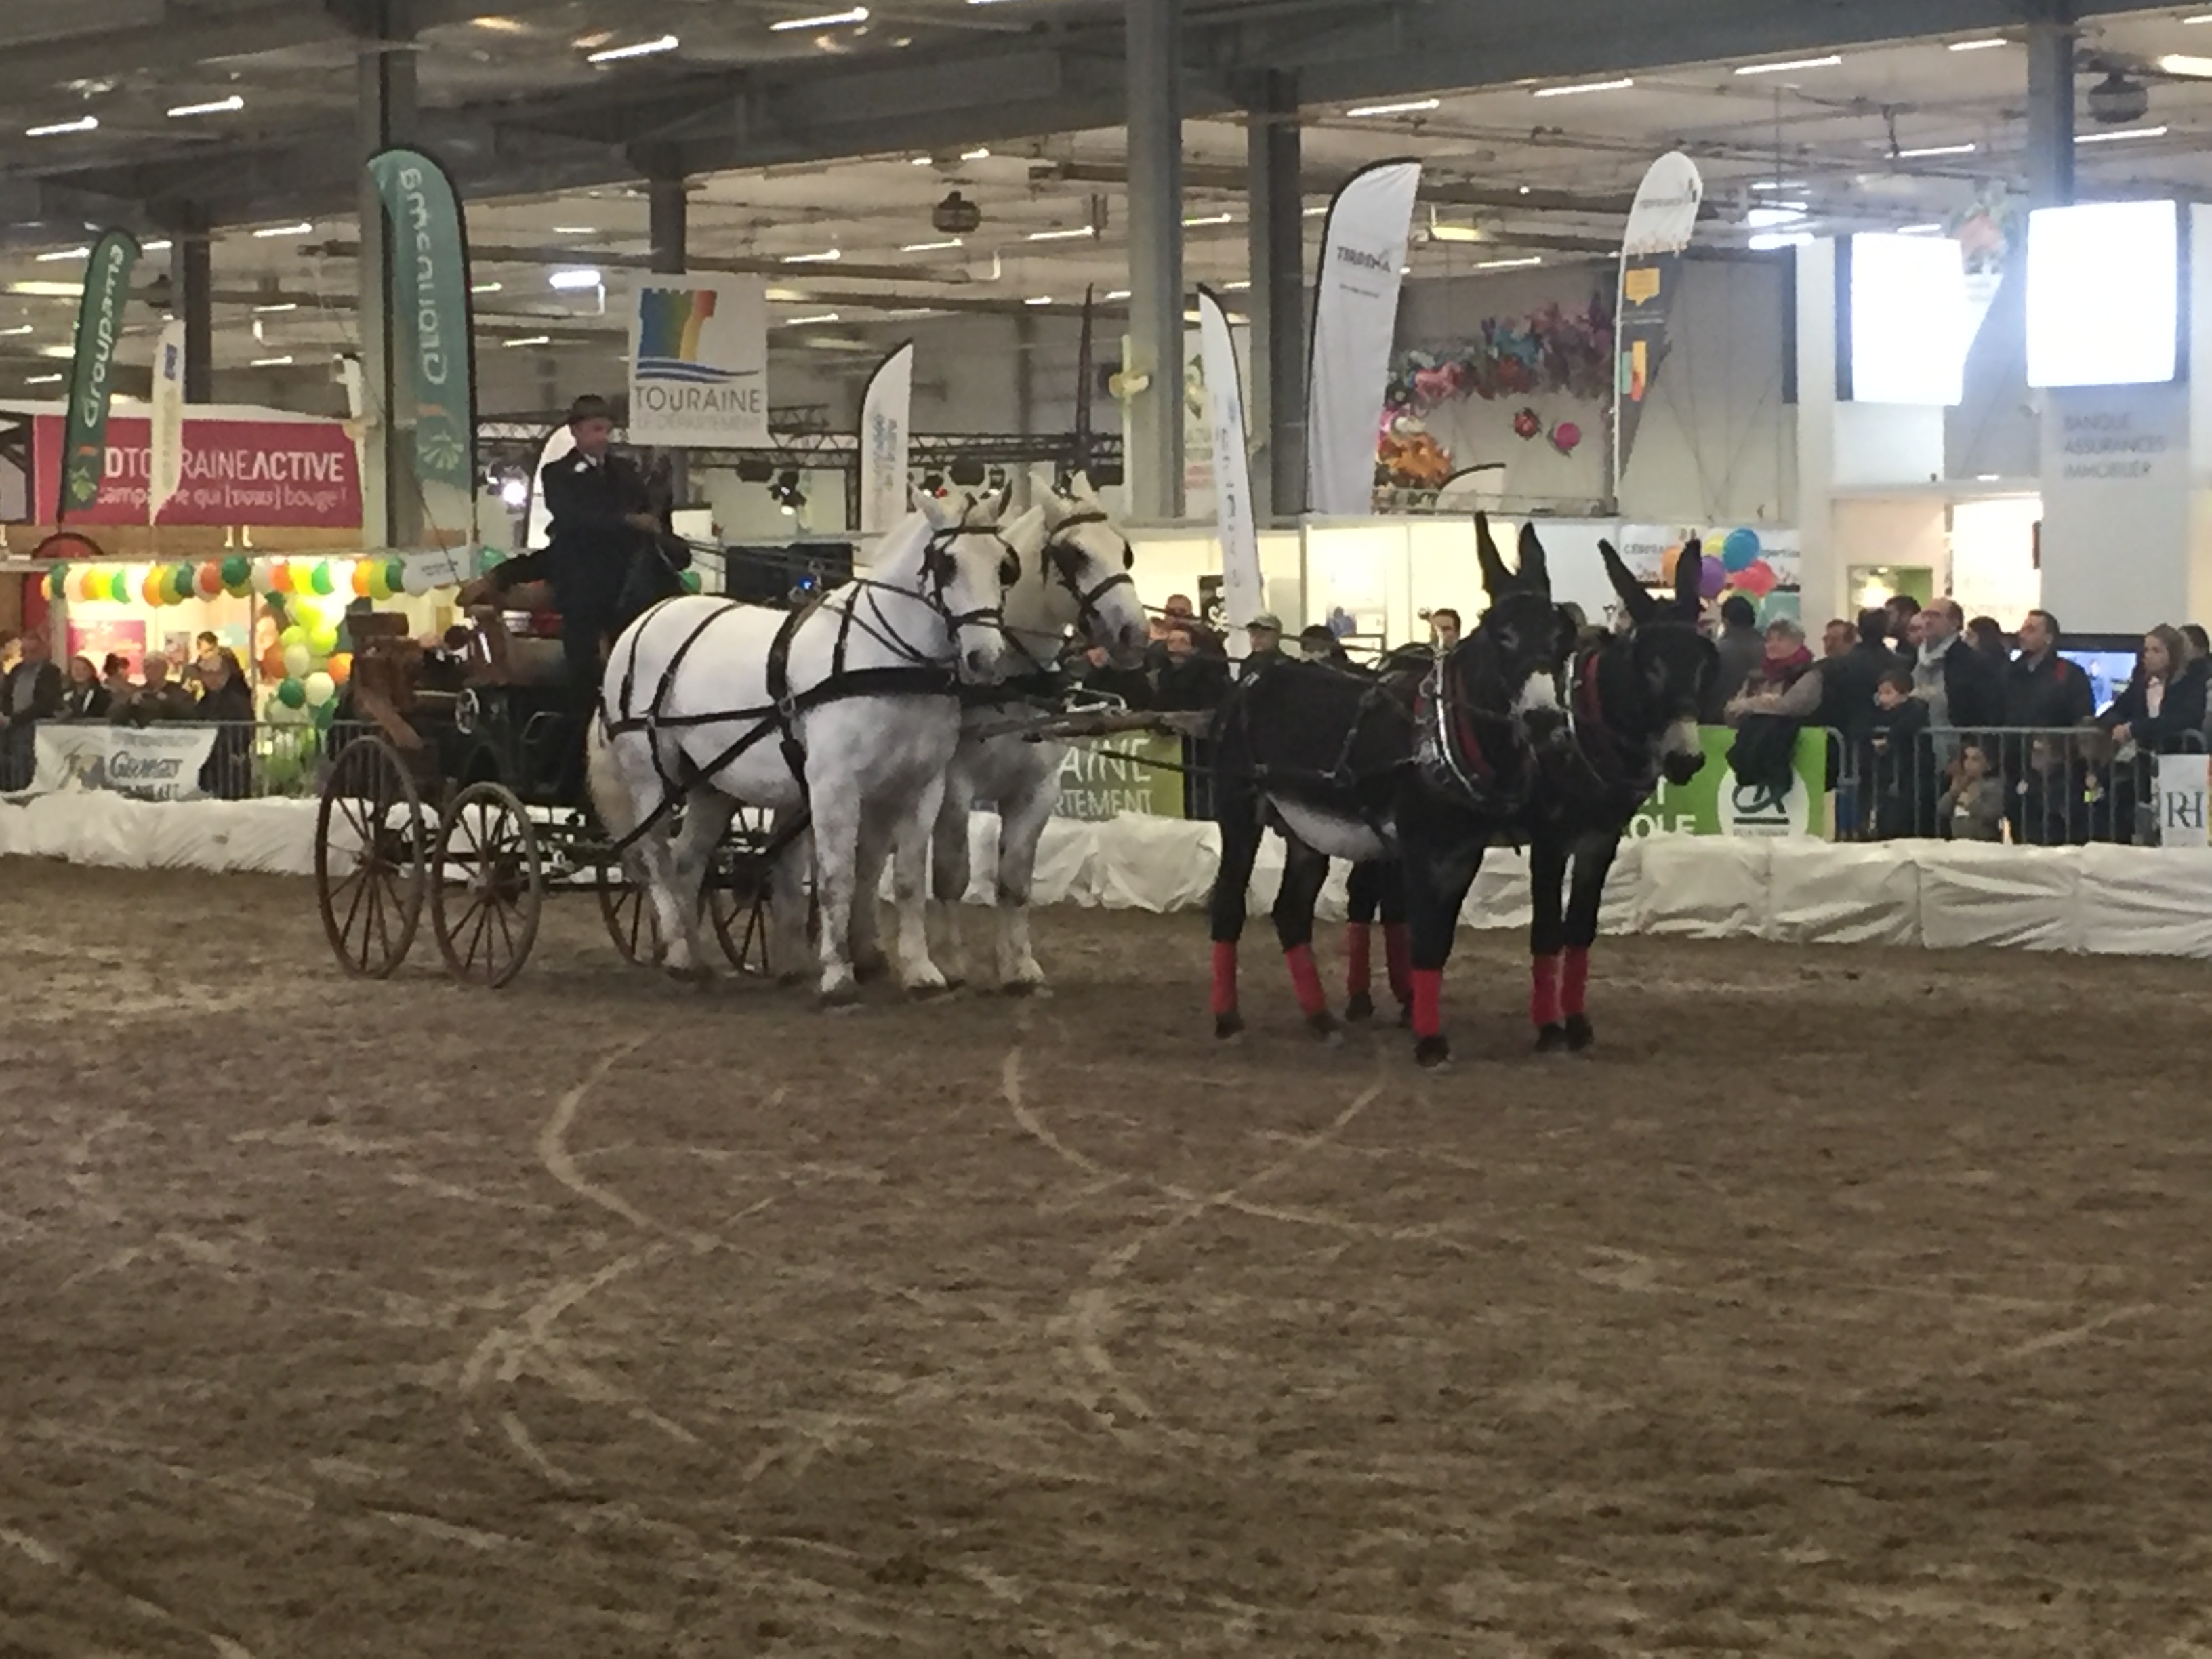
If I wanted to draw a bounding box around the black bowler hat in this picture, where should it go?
[566,394,613,425]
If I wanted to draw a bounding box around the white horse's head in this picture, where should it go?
[1037,473,1146,665]
[912,486,1015,684]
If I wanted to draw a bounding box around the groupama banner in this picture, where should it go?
[57,228,140,523]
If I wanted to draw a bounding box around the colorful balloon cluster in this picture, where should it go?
[1659,528,1786,616]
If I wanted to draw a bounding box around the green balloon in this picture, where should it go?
[44,567,65,602]
[680,569,703,594]
[279,623,306,649]
[108,571,130,604]
[310,562,335,596]
[167,563,194,601]
[221,555,251,588]
[276,677,307,710]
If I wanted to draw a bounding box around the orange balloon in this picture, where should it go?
[1659,543,1685,581]
[350,561,373,597]
[196,562,224,598]
[140,570,165,607]
[326,651,352,687]
[269,561,293,594]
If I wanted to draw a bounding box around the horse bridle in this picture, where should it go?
[1037,508,1138,651]
[856,518,1009,666]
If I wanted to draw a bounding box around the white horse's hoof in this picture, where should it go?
[1002,979,1050,1000]
[819,981,861,1012]
[664,962,716,987]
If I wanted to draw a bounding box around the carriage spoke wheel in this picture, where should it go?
[432,782,544,988]
[314,733,427,979]
[596,862,662,966]
[705,873,772,977]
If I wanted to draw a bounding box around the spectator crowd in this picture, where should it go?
[0,630,257,795]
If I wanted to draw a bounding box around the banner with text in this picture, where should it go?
[148,317,186,523]
[58,228,140,523]
[1056,733,1186,821]
[1195,288,1263,659]
[31,723,218,801]
[1629,727,1828,839]
[33,415,363,527]
[1307,159,1422,516]
[2156,754,2212,849]
[1614,152,1704,497]
[859,341,914,535]
[628,274,769,447]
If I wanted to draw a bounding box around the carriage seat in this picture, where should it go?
[457,579,569,688]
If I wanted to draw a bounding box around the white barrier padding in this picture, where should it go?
[17,794,2212,961]
[1769,840,1921,947]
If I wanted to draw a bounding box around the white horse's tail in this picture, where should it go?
[585,718,638,850]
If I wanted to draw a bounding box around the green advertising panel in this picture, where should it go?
[1057,733,1186,821]
[58,228,140,520]
[365,146,476,510]
[1629,726,1828,839]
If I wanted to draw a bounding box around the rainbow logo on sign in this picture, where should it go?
[636,287,734,384]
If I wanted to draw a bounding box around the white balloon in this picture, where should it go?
[283,643,311,678]
[303,671,336,708]
[401,560,436,596]
[249,563,277,594]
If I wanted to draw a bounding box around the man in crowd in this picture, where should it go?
[1428,608,1462,652]
[2004,609,2094,731]
[1703,594,1764,722]
[1242,613,1285,674]
[1150,623,1231,712]
[1822,619,1858,661]
[1913,598,2005,735]
[1298,623,1353,669]
[1158,593,1224,657]
[111,653,197,726]
[0,628,62,790]
[1820,611,1902,749]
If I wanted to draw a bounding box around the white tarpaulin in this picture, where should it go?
[1306,159,1422,516]
[626,274,769,447]
[31,723,218,800]
[859,342,914,535]
[1195,287,1263,657]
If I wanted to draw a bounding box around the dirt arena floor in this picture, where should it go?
[3,859,2211,1656]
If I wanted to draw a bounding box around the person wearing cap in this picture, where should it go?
[1240,613,1284,678]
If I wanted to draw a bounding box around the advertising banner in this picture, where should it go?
[57,228,140,523]
[66,618,147,678]
[365,146,478,546]
[1306,159,1422,516]
[33,415,363,527]
[148,316,187,523]
[2155,754,2211,848]
[858,341,914,535]
[1614,152,1704,495]
[31,722,218,801]
[1629,728,1827,839]
[1056,734,1186,821]
[627,274,770,447]
[1195,288,1263,659]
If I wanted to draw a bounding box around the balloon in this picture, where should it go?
[365,562,391,602]
[302,670,336,708]
[350,561,373,598]
[165,564,193,602]
[283,643,311,678]
[1658,544,1685,582]
[1549,420,1582,455]
[269,561,294,594]
[108,570,129,605]
[309,561,335,596]
[195,562,224,599]
[44,568,65,602]
[307,623,339,657]
[220,555,251,590]
[82,569,108,603]
[327,651,352,687]
[1733,558,1778,599]
[1721,527,1762,573]
[680,569,703,594]
[140,570,165,606]
[275,677,307,710]
[384,558,406,594]
[279,623,306,649]
[1699,554,1727,601]
[401,560,436,597]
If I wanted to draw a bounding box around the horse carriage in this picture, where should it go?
[311,586,775,988]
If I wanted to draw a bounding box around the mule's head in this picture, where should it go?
[1466,512,1574,751]
[1040,474,1146,664]
[1599,536,1717,785]
[916,487,1016,684]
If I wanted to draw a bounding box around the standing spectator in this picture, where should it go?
[1149,624,1231,712]
[1298,623,1352,668]
[1821,619,1856,661]
[2001,611,2095,840]
[0,629,63,790]
[1821,612,1902,745]
[100,653,132,706]
[1702,594,1764,723]
[2184,623,2211,662]
[1915,599,2005,735]
[1883,594,1921,650]
[1242,613,1285,671]
[1427,608,1463,652]
[112,652,197,725]
[1726,617,1821,718]
[58,655,110,720]
[1158,594,1224,657]
[2004,610,2095,731]
[1071,644,1152,710]
[1938,741,2007,842]
[1868,667,1935,838]
[2104,626,2205,754]
[194,649,256,799]
[1966,615,2011,666]
[0,631,18,675]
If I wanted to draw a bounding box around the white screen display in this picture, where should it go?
[2026,201,2180,388]
[1848,233,1969,405]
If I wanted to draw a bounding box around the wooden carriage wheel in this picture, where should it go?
[314,733,428,979]
[596,863,661,965]
[705,877,773,977]
[431,782,545,988]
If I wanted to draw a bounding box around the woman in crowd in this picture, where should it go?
[194,648,256,800]
[1724,617,1822,722]
[58,655,109,720]
[1966,616,2011,666]
[2103,625,2205,754]
[99,653,131,706]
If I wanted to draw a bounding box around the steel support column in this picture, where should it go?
[1125,0,1184,521]
[1245,69,1303,523]
[646,164,691,508]
[356,1,417,550]
[170,204,213,403]
[2026,9,2076,210]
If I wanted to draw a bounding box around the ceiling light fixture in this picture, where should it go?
[7,281,89,297]
[781,312,840,325]
[1345,97,1440,117]
[472,14,526,30]
[1750,180,1808,192]
[37,346,72,359]
[1745,204,1808,225]
[0,325,29,337]
[1948,37,2008,51]
[1748,230,1814,249]
[769,7,866,30]
[1026,226,1095,241]
[1898,223,1946,234]
[26,374,62,385]
[142,239,171,253]
[2157,52,2212,76]
[1533,77,1633,96]
[548,267,602,289]
[1473,255,1544,270]
[550,225,596,234]
[2076,124,2169,142]
[1183,211,1233,227]
[960,146,991,160]
[504,335,552,347]
[1426,222,1483,243]
[252,301,298,313]
[251,356,294,367]
[1025,295,1053,306]
[168,94,243,117]
[252,222,313,238]
[471,281,502,293]
[781,249,842,262]
[902,237,963,251]
[1898,142,1978,157]
[34,247,89,262]
[586,33,678,60]
[2187,12,2212,20]
[1104,288,1130,300]
[26,116,98,137]
[1736,54,1843,75]
[1303,204,1328,217]
[1223,279,1251,290]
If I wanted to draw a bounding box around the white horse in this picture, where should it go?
[586,492,1014,1005]
[923,477,1149,993]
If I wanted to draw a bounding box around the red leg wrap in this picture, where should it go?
[1210,941,1238,1017]
[1529,952,1561,1029]
[1345,924,1372,998]
[1285,944,1328,1019]
[1561,947,1591,1018]
[1410,968,1443,1040]
[1382,923,1413,1006]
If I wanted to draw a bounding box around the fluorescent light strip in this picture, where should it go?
[2158,53,2212,77]
[1345,97,1439,117]
[252,302,298,313]
[1533,77,1633,97]
[551,225,596,234]
[1303,205,1328,217]
[1223,279,1251,290]
[168,94,243,117]
[251,356,293,367]
[1948,37,2008,51]
[781,249,842,263]
[960,146,991,160]
[1898,224,1946,235]
[7,282,88,297]
[252,222,313,238]
[902,237,963,251]
[471,281,502,293]
[35,247,89,262]
[769,7,866,30]
[1182,211,1233,227]
[1025,295,1052,306]
[548,268,602,289]
[586,33,678,60]
[26,116,97,137]
[142,239,170,253]
[1026,226,1095,241]
[1104,289,1130,300]
[37,346,71,359]
[1898,142,1978,157]
[2076,125,2169,143]
[1473,255,1544,270]
[504,335,552,347]
[1750,180,1808,192]
[781,312,839,325]
[1746,205,1808,225]
[26,374,62,384]
[1736,54,1842,75]
[2188,12,2212,20]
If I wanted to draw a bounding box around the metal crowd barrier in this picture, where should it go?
[1826,724,2208,848]
[21,717,327,802]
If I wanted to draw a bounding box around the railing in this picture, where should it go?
[10,717,327,802]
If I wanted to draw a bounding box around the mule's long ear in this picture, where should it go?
[1673,537,1704,618]
[1599,539,1658,626]
[1517,521,1551,597]
[1475,511,1511,598]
